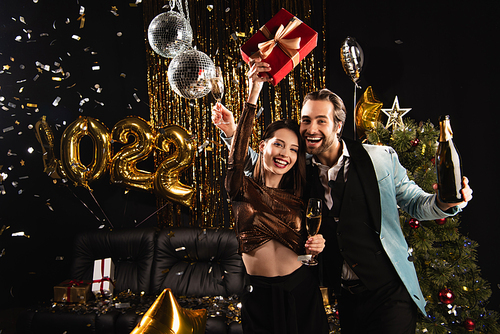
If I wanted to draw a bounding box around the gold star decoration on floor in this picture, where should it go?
[382,96,412,130]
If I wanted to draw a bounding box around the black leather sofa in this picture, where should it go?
[17,227,245,334]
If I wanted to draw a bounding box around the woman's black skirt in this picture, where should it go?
[241,265,329,334]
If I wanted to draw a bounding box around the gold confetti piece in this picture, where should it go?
[3,65,10,70]
[78,14,85,29]
[51,77,62,81]
[26,103,37,107]
[236,32,246,37]
[20,160,25,166]
[0,225,10,236]
[207,5,213,11]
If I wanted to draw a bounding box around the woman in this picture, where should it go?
[212,58,329,334]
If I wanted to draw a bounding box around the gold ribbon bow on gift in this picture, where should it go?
[251,17,302,67]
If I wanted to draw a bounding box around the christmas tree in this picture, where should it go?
[363,119,500,333]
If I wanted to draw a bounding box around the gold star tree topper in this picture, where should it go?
[381,96,412,130]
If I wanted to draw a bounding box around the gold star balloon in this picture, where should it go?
[130,288,207,334]
[381,96,411,130]
[355,86,383,138]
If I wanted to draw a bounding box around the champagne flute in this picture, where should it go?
[210,66,227,125]
[302,198,322,266]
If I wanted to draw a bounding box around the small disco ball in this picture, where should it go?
[148,11,193,58]
[168,49,216,99]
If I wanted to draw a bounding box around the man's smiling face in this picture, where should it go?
[300,99,341,156]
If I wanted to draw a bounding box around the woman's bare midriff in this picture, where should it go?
[242,239,303,277]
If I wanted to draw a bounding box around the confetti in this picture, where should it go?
[12,231,30,238]
[71,35,81,41]
[198,140,209,153]
[175,247,186,252]
[92,65,100,71]
[52,96,61,106]
[3,126,14,133]
[0,225,9,236]
[79,97,89,106]
[133,93,140,102]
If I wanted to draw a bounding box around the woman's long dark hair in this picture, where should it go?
[253,119,306,197]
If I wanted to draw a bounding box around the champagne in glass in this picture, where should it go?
[302,198,322,266]
[210,66,226,124]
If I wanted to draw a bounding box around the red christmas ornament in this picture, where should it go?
[463,318,475,331]
[435,218,446,225]
[409,218,420,229]
[411,138,420,147]
[438,288,455,304]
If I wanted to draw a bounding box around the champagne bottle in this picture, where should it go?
[436,115,463,203]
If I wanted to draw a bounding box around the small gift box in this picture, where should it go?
[92,258,115,297]
[54,279,92,303]
[240,8,318,85]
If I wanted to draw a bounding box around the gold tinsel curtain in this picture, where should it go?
[142,0,326,229]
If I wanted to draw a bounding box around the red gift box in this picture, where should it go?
[240,8,318,85]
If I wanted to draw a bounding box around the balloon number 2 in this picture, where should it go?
[35,116,196,208]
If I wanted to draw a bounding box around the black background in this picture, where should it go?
[0,0,498,318]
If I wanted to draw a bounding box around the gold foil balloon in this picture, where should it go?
[60,116,111,188]
[34,116,66,179]
[153,125,195,208]
[340,36,364,85]
[110,116,155,191]
[130,288,207,334]
[355,86,383,138]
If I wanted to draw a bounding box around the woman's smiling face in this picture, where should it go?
[259,128,299,187]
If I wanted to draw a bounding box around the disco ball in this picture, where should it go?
[147,11,193,58]
[167,49,216,100]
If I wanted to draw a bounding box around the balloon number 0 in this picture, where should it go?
[35,116,196,208]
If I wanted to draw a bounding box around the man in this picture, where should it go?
[213,60,473,333]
